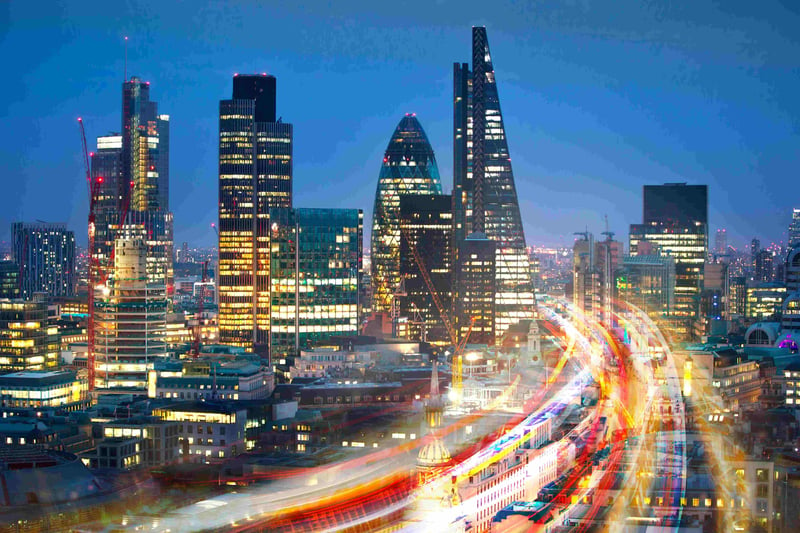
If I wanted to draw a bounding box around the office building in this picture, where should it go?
[94,418,180,469]
[701,261,728,333]
[754,249,774,283]
[268,208,362,360]
[11,222,75,299]
[746,283,786,321]
[152,401,248,460]
[0,296,59,372]
[453,27,535,341]
[595,236,623,325]
[0,261,19,299]
[371,114,442,314]
[399,194,453,344]
[94,237,167,390]
[0,370,89,411]
[571,232,620,327]
[109,78,173,291]
[218,74,292,353]
[455,235,496,345]
[790,209,800,247]
[149,357,274,401]
[629,183,708,338]
[572,233,600,323]
[714,228,727,256]
[728,276,747,318]
[90,134,123,282]
[615,254,676,318]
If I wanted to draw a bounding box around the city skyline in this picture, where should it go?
[2,1,799,251]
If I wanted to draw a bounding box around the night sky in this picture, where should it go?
[2,1,798,250]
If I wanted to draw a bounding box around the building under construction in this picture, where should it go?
[93,237,167,390]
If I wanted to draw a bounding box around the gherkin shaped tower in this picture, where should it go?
[371,115,442,313]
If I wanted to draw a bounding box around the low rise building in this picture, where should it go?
[148,357,273,401]
[0,370,89,411]
[152,401,247,461]
[97,417,180,468]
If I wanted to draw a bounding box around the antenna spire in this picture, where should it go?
[124,36,128,81]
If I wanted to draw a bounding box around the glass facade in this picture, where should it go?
[615,255,676,318]
[745,283,786,321]
[0,370,88,409]
[455,235,496,345]
[0,261,19,299]
[453,27,536,342]
[629,183,708,338]
[11,222,75,299]
[120,78,174,293]
[269,208,362,359]
[218,75,293,354]
[399,194,453,344]
[790,208,800,247]
[371,115,442,314]
[91,134,123,284]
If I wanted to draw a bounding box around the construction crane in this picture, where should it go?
[189,260,209,358]
[79,117,101,391]
[398,224,473,399]
[79,117,134,391]
[601,214,614,241]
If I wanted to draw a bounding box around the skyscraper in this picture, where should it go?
[12,222,75,299]
[120,77,173,292]
[91,78,173,292]
[399,194,453,344]
[453,27,535,341]
[371,115,442,315]
[456,235,496,346]
[629,183,708,338]
[268,208,362,365]
[94,237,167,390]
[90,134,123,282]
[714,228,727,256]
[218,74,293,354]
[790,209,800,247]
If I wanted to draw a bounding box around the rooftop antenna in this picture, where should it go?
[124,36,128,81]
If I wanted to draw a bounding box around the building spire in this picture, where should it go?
[471,27,487,234]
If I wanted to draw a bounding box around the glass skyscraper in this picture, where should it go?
[453,27,536,342]
[789,208,800,247]
[218,74,293,354]
[91,78,173,293]
[268,208,362,366]
[371,115,442,315]
[399,194,453,344]
[121,77,173,292]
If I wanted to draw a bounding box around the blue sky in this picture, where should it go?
[1,0,798,250]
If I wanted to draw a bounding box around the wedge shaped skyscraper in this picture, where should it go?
[453,27,536,342]
[371,114,442,313]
